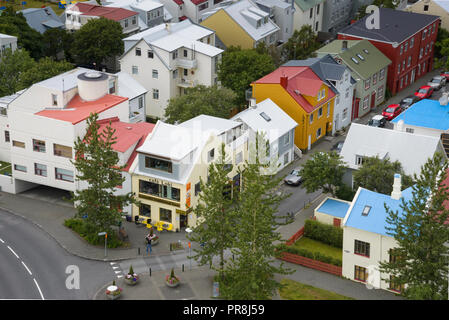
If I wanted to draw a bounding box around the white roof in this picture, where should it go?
[0,33,17,40]
[115,71,147,99]
[255,0,291,9]
[0,90,25,108]
[231,98,298,143]
[179,114,242,135]
[434,0,449,12]
[340,123,443,176]
[36,68,92,91]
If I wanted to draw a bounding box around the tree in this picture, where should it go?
[0,49,35,96]
[71,17,124,68]
[435,28,449,69]
[71,113,137,237]
[19,57,73,89]
[353,156,414,195]
[282,25,320,61]
[217,47,275,108]
[164,85,237,124]
[255,42,283,67]
[300,151,346,197]
[219,133,292,299]
[42,28,75,62]
[379,153,449,300]
[188,144,236,280]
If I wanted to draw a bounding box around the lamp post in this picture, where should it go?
[98,232,107,257]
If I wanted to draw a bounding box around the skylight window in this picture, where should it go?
[351,57,359,64]
[356,54,365,61]
[363,49,369,54]
[362,205,371,216]
[260,112,271,122]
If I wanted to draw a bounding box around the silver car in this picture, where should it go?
[427,76,446,90]
[284,169,303,186]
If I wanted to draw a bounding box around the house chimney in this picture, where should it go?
[342,40,348,51]
[280,75,288,88]
[391,173,402,200]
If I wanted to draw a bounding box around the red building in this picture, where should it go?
[338,8,440,95]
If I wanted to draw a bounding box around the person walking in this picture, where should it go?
[145,233,152,254]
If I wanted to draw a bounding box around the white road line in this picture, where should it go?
[7,246,19,259]
[117,275,123,278]
[0,238,4,243]
[33,278,45,300]
[21,261,32,276]
[110,262,116,265]
[112,266,119,269]
[114,270,122,274]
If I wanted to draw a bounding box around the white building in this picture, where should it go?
[231,98,298,173]
[114,71,147,123]
[292,0,324,33]
[0,33,18,58]
[119,19,223,120]
[253,0,294,43]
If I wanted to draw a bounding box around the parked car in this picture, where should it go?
[414,85,434,99]
[368,114,386,127]
[440,71,449,81]
[331,140,344,154]
[399,95,421,110]
[427,76,446,90]
[382,104,403,121]
[284,168,303,186]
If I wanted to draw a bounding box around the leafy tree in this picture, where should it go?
[217,46,275,108]
[71,113,137,237]
[188,144,236,281]
[0,49,35,96]
[379,153,449,300]
[353,156,414,195]
[0,6,44,59]
[282,25,320,61]
[220,134,292,299]
[255,42,283,67]
[300,151,346,197]
[19,57,73,89]
[164,85,237,124]
[435,28,449,69]
[42,28,75,61]
[71,17,124,68]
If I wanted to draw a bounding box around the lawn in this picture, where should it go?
[279,279,354,300]
[0,0,87,15]
[0,161,11,176]
[292,236,342,263]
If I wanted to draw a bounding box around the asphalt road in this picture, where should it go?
[0,209,115,299]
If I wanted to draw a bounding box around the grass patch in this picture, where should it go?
[0,161,12,176]
[292,237,342,263]
[279,279,354,300]
[2,0,88,16]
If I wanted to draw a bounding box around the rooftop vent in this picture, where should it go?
[362,205,371,216]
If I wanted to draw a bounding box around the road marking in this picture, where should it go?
[114,270,122,274]
[33,278,45,300]
[21,261,32,276]
[110,262,116,265]
[0,238,4,243]
[112,266,119,269]
[117,275,123,278]
[7,246,19,259]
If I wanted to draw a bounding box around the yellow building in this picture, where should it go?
[406,0,449,31]
[131,116,247,232]
[251,65,336,151]
[200,0,280,49]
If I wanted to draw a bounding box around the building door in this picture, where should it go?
[180,213,188,229]
[333,218,341,227]
[370,91,376,109]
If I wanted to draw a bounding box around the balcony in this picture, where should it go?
[174,58,197,69]
[176,78,197,88]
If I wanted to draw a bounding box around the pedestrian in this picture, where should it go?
[145,233,152,254]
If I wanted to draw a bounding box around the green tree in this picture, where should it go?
[218,47,275,108]
[353,156,414,195]
[188,144,236,281]
[220,133,292,299]
[282,25,320,61]
[0,49,35,96]
[71,17,124,68]
[255,42,283,67]
[300,151,346,197]
[71,113,137,237]
[42,28,75,61]
[164,85,237,124]
[379,153,449,300]
[19,57,73,89]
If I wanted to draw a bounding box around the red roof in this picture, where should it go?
[179,15,187,21]
[191,0,208,5]
[254,66,335,113]
[72,3,138,21]
[97,117,155,172]
[36,94,128,125]
[173,0,184,5]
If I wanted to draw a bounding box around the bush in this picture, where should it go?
[304,219,343,248]
[336,184,356,201]
[64,218,123,248]
[278,245,342,267]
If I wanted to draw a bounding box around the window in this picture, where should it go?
[389,276,404,293]
[54,144,72,158]
[377,86,384,100]
[406,127,414,133]
[354,265,367,282]
[33,139,45,153]
[145,156,172,173]
[432,23,435,33]
[379,68,385,80]
[419,48,423,58]
[424,4,429,11]
[402,60,405,71]
[345,88,349,98]
[355,155,364,165]
[52,94,57,106]
[135,47,141,56]
[159,208,172,222]
[132,16,137,25]
[34,163,47,177]
[342,108,348,120]
[315,21,319,32]
[372,73,377,85]
[55,168,74,182]
[139,204,151,217]
[410,37,414,48]
[183,49,188,57]
[404,42,408,52]
[422,28,427,40]
[195,182,201,196]
[198,2,208,10]
[147,50,154,59]
[309,113,314,124]
[132,66,138,74]
[400,77,403,89]
[309,8,313,18]
[109,80,116,94]
[124,19,128,28]
[354,240,370,257]
[4,131,9,143]
[318,107,323,118]
[317,3,320,14]
[316,127,322,138]
[235,151,242,164]
[397,64,401,74]
[172,50,178,60]
[14,164,26,172]
[284,132,290,146]
[362,96,369,109]
[12,140,25,148]
[183,69,188,76]
[400,45,403,55]
[173,69,178,79]
[364,79,370,89]
[153,89,159,100]
[152,69,158,79]
[208,148,215,162]
[138,96,144,109]
[362,205,371,216]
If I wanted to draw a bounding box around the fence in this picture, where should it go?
[286,227,304,246]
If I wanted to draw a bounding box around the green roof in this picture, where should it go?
[294,0,325,12]
[316,40,391,80]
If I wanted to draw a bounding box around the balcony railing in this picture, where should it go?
[174,58,197,69]
[176,78,197,88]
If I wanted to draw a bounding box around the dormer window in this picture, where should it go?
[264,16,268,24]
[257,19,261,28]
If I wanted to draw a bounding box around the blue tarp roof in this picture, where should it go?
[392,99,449,131]
[316,198,350,218]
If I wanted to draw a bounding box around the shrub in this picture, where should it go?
[336,184,356,201]
[64,218,123,248]
[304,219,343,248]
[277,246,342,267]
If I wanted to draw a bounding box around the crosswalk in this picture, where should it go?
[109,262,124,278]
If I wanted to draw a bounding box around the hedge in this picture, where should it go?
[277,244,342,267]
[64,218,123,248]
[304,219,343,248]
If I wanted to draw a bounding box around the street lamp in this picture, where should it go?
[98,232,107,257]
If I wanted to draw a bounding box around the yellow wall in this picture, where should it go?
[252,83,335,150]
[200,9,255,49]
[406,1,449,31]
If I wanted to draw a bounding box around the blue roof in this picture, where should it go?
[344,187,414,237]
[316,198,350,218]
[19,7,63,34]
[392,99,449,131]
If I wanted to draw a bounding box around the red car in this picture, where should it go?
[414,85,434,99]
[382,104,403,121]
[441,71,449,81]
